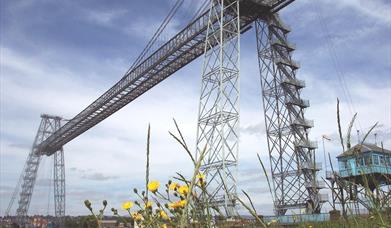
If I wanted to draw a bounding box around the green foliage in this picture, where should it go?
[82,116,390,227]
[332,99,391,227]
[64,216,98,228]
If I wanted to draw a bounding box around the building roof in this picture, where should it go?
[337,143,391,158]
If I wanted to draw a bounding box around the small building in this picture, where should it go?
[98,220,117,228]
[337,143,391,190]
[30,216,48,228]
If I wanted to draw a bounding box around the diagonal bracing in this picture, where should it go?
[8,115,66,226]
[196,0,241,216]
[255,14,323,215]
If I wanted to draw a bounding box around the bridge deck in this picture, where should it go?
[37,0,294,155]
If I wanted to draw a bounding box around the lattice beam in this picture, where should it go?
[255,15,322,215]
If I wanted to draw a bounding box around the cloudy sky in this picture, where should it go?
[1,0,390,217]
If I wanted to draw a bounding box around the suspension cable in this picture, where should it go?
[127,0,184,73]
[313,0,363,132]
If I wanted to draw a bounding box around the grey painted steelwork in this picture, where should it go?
[35,0,295,156]
[9,0,326,221]
[196,0,240,216]
[54,148,66,226]
[327,171,389,216]
[255,15,323,215]
[7,115,65,226]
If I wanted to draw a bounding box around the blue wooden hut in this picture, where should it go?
[337,143,391,190]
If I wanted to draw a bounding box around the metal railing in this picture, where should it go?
[275,57,300,69]
[270,15,292,32]
[263,213,329,224]
[292,118,314,128]
[272,40,296,50]
[295,139,318,149]
[281,77,306,88]
[286,98,310,108]
[301,162,322,170]
[339,165,391,178]
[305,180,326,189]
[326,171,339,179]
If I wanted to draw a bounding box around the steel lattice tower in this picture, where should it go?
[53,147,66,224]
[255,15,323,215]
[7,114,65,226]
[196,0,240,216]
[7,0,324,220]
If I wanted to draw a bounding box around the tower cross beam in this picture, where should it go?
[36,0,295,156]
[8,1,308,223]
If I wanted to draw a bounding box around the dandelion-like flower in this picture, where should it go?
[178,185,189,196]
[160,210,170,220]
[169,200,187,209]
[148,180,160,193]
[169,182,180,191]
[131,212,143,222]
[196,172,205,182]
[178,199,186,208]
[121,201,134,210]
[144,201,153,209]
[162,224,168,228]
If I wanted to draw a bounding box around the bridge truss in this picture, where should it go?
[6,115,65,226]
[255,15,324,214]
[7,0,324,221]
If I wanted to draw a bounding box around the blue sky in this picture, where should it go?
[1,0,390,216]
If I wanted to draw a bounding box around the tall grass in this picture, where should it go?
[326,98,391,227]
[82,112,390,227]
[83,120,270,227]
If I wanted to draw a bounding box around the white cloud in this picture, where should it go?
[1,0,390,217]
[83,8,129,27]
[339,0,391,24]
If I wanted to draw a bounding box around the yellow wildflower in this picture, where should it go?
[196,172,205,182]
[267,219,278,226]
[131,212,143,221]
[147,180,160,193]
[144,201,153,209]
[160,210,170,220]
[162,224,167,228]
[196,173,206,187]
[178,199,186,207]
[169,182,180,191]
[168,202,175,209]
[121,201,134,210]
[168,200,187,209]
[178,185,189,196]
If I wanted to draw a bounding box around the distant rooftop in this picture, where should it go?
[337,143,391,158]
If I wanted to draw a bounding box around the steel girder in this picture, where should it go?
[196,0,240,216]
[54,148,66,226]
[37,10,223,156]
[327,171,391,216]
[9,115,65,225]
[7,0,299,221]
[36,0,294,156]
[255,15,322,215]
